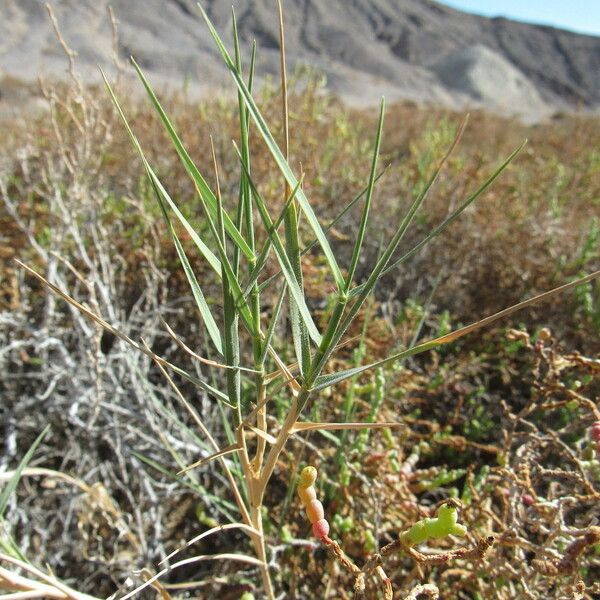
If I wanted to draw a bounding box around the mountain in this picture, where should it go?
[1,0,599,118]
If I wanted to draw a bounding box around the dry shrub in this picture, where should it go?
[285,329,599,599]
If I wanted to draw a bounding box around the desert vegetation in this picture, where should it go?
[1,4,599,599]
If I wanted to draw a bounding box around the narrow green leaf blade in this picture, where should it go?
[256,169,388,295]
[197,3,344,290]
[149,174,223,355]
[101,68,222,277]
[235,146,322,345]
[314,270,600,391]
[130,59,254,261]
[103,71,222,354]
[311,118,472,378]
[345,98,385,289]
[196,189,258,337]
[378,140,528,281]
[244,178,302,295]
[259,284,287,366]
[0,425,50,518]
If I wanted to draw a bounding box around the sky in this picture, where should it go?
[439,0,600,36]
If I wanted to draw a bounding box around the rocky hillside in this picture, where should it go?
[1,0,599,118]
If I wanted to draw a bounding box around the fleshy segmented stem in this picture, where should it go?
[297,466,330,539]
[400,502,467,547]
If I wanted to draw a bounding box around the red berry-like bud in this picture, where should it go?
[522,494,535,506]
[312,518,330,539]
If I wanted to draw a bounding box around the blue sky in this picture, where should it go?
[440,1,600,36]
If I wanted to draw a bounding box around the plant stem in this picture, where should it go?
[259,392,307,490]
[307,295,347,383]
[253,376,268,471]
[250,486,275,599]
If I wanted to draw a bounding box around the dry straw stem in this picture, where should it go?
[0,468,88,492]
[0,553,100,600]
[159,523,261,565]
[117,554,264,600]
[142,340,251,526]
[135,569,173,600]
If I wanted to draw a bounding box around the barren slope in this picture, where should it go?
[1,0,599,117]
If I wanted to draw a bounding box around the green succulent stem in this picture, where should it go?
[401,503,467,547]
